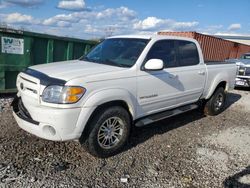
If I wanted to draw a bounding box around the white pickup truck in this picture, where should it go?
[12,35,237,157]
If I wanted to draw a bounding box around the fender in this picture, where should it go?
[83,88,137,119]
[205,72,229,99]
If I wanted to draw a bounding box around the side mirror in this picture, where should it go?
[144,59,164,71]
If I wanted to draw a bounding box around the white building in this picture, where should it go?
[215,35,250,45]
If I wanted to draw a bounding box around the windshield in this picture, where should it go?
[81,38,149,67]
[241,54,250,59]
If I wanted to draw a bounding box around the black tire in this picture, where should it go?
[204,87,226,116]
[83,106,131,158]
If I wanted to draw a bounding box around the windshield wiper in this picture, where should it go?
[83,57,130,68]
[82,56,101,64]
[82,56,92,62]
[103,59,131,68]
[104,59,118,66]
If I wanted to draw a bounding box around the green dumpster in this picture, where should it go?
[0,27,99,93]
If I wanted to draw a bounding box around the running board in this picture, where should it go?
[135,104,198,127]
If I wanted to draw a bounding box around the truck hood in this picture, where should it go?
[30,60,126,81]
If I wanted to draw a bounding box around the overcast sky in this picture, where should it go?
[0,0,249,39]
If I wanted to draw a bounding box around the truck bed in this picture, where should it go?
[202,62,236,99]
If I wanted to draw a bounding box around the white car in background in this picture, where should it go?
[227,53,250,87]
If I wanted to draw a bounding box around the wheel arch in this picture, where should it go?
[79,99,134,143]
[206,80,227,100]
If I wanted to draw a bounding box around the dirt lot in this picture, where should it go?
[0,88,250,188]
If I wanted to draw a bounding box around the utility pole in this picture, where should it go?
[104,27,115,37]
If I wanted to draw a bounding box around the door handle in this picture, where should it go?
[198,71,205,75]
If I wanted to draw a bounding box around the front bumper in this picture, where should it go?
[235,77,250,87]
[12,97,88,141]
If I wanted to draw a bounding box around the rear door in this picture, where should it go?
[174,40,206,105]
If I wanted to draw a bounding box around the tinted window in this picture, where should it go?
[146,40,177,68]
[178,41,199,66]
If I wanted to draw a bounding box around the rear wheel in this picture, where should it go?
[82,106,131,158]
[204,87,226,116]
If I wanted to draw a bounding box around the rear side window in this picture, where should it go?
[146,40,177,68]
[178,41,200,66]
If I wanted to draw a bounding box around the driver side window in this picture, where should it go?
[146,40,177,68]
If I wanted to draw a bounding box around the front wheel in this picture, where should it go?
[204,87,226,116]
[83,106,131,158]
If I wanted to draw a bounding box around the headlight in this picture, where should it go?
[239,67,245,72]
[42,85,86,104]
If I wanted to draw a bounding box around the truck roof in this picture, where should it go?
[107,34,198,42]
[108,35,152,39]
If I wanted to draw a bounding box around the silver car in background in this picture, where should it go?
[227,53,250,87]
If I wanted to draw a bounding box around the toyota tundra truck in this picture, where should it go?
[12,35,237,157]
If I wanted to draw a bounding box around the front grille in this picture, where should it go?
[20,76,37,85]
[245,67,250,76]
[237,67,250,76]
[17,73,40,99]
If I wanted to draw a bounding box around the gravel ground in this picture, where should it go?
[0,88,249,188]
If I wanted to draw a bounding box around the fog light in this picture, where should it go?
[43,125,56,136]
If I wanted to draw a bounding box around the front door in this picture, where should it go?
[136,40,180,117]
